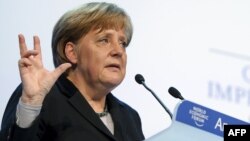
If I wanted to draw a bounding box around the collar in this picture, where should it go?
[55,74,126,140]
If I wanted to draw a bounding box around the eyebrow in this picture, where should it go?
[96,30,127,42]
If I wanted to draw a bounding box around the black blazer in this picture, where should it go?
[0,75,145,141]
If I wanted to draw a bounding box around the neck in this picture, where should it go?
[67,71,108,113]
[88,97,107,113]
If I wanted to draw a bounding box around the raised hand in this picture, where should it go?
[18,34,71,105]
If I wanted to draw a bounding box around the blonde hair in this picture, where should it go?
[52,2,133,74]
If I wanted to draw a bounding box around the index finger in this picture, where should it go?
[18,34,28,58]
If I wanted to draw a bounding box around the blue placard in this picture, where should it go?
[175,100,249,137]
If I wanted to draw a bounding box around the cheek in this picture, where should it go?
[77,50,98,73]
[87,54,105,73]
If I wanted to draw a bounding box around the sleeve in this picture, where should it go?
[0,84,42,141]
[16,99,42,128]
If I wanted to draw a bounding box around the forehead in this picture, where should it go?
[90,27,127,39]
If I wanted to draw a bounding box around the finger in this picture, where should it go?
[52,63,72,79]
[33,35,42,60]
[18,58,32,68]
[18,34,28,58]
[22,50,39,58]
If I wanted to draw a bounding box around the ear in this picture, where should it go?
[65,42,78,64]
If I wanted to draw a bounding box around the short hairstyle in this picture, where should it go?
[51,2,133,73]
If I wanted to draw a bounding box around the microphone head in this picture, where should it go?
[168,87,184,100]
[135,74,145,84]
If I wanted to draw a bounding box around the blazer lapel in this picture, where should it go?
[57,75,118,140]
[68,92,116,140]
[107,94,127,141]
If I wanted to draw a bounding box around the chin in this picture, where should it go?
[103,76,124,87]
[101,71,125,85]
[109,78,123,85]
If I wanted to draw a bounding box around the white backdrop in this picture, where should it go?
[0,0,250,139]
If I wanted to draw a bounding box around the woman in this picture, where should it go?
[0,2,145,141]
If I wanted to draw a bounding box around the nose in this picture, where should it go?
[110,41,124,57]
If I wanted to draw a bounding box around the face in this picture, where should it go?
[74,28,128,91]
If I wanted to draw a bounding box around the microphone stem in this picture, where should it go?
[179,95,184,100]
[141,82,173,119]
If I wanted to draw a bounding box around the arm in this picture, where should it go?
[0,34,71,141]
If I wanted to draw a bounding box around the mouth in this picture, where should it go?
[105,63,121,70]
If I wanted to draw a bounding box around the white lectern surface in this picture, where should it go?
[146,100,249,141]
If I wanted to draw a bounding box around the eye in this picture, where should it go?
[120,41,128,48]
[97,37,110,47]
[99,38,109,43]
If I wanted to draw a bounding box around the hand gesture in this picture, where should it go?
[18,34,71,105]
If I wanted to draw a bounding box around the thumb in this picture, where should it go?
[52,63,72,79]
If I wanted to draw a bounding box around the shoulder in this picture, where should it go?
[107,93,140,117]
[107,94,145,140]
[2,83,23,122]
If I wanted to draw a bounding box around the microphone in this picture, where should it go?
[135,74,173,119]
[168,87,184,100]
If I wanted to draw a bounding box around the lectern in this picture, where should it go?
[146,100,249,141]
